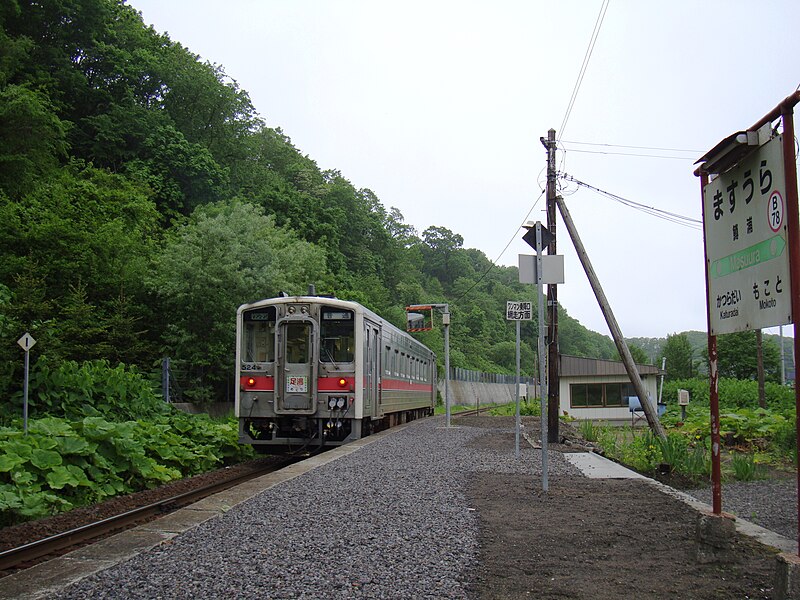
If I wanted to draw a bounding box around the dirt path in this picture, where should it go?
[465,422,779,599]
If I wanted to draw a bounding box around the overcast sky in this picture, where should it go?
[129,0,800,339]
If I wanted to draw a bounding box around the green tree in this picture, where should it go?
[0,85,68,197]
[148,200,328,401]
[662,332,695,379]
[420,226,472,287]
[627,343,651,365]
[715,330,781,382]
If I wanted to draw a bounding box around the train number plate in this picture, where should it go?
[286,376,308,392]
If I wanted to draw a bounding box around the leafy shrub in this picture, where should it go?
[2,358,169,424]
[0,414,252,526]
[730,452,761,481]
[579,419,598,442]
[656,433,688,473]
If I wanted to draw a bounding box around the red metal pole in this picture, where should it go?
[778,105,800,555]
[700,171,722,514]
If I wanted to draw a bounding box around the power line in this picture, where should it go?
[563,148,698,160]
[560,173,702,230]
[560,140,703,153]
[558,0,610,141]
[452,189,546,305]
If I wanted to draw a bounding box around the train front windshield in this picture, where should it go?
[241,307,276,362]
[320,308,354,363]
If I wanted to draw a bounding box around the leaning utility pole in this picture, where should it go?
[555,194,666,439]
[541,129,560,443]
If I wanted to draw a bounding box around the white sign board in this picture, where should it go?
[286,376,308,392]
[506,301,532,321]
[518,254,565,285]
[703,135,792,334]
[17,332,36,352]
[678,389,690,406]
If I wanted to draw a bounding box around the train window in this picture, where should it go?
[385,346,391,374]
[242,308,276,362]
[285,322,310,363]
[394,349,399,376]
[320,308,354,363]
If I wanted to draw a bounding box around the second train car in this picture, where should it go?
[235,295,436,449]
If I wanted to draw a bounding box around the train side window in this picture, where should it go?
[242,309,276,362]
[394,350,399,376]
[384,346,391,374]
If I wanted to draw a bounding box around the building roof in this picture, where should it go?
[559,354,660,378]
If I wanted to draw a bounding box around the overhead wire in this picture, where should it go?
[560,140,703,153]
[451,189,546,305]
[557,0,610,142]
[563,148,698,160]
[560,172,703,230]
[448,0,611,305]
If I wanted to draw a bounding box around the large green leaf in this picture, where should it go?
[55,435,95,456]
[46,465,79,489]
[45,464,91,489]
[30,448,62,469]
[0,453,26,472]
[1,440,32,460]
[30,417,74,437]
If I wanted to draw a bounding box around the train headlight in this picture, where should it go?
[336,397,346,409]
[246,377,256,387]
[328,397,337,410]
[337,377,348,388]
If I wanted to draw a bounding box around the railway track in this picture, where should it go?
[451,405,495,418]
[0,456,299,573]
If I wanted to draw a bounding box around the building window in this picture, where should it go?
[570,382,634,408]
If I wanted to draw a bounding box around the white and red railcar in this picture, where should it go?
[236,295,436,449]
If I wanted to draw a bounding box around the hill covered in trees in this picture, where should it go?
[1,0,655,404]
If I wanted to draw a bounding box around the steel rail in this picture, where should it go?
[0,458,296,572]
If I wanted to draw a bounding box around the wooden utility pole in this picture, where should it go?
[555,194,667,439]
[541,129,560,443]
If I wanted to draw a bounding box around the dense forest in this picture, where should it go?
[7,0,778,408]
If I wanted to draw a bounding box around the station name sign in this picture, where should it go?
[703,134,792,334]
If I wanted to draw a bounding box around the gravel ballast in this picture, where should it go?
[54,417,580,599]
[687,478,797,541]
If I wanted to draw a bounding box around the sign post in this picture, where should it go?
[17,332,36,435]
[520,222,563,493]
[695,91,800,545]
[506,301,532,458]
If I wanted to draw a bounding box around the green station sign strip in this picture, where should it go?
[711,235,786,279]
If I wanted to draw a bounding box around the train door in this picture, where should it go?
[276,319,317,414]
[364,322,380,416]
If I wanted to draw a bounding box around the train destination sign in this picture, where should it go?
[703,134,792,334]
[506,301,533,321]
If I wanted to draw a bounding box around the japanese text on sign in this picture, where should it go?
[506,301,533,321]
[703,134,792,334]
[286,376,308,393]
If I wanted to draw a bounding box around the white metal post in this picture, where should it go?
[535,223,549,492]
[515,319,521,458]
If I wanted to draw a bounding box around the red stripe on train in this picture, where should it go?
[380,379,434,392]
[239,376,275,391]
[318,376,355,391]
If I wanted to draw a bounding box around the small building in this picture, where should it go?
[558,354,662,425]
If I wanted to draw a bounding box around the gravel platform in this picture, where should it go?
[54,417,580,599]
[687,479,798,541]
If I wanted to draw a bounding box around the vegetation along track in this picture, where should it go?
[0,455,300,574]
